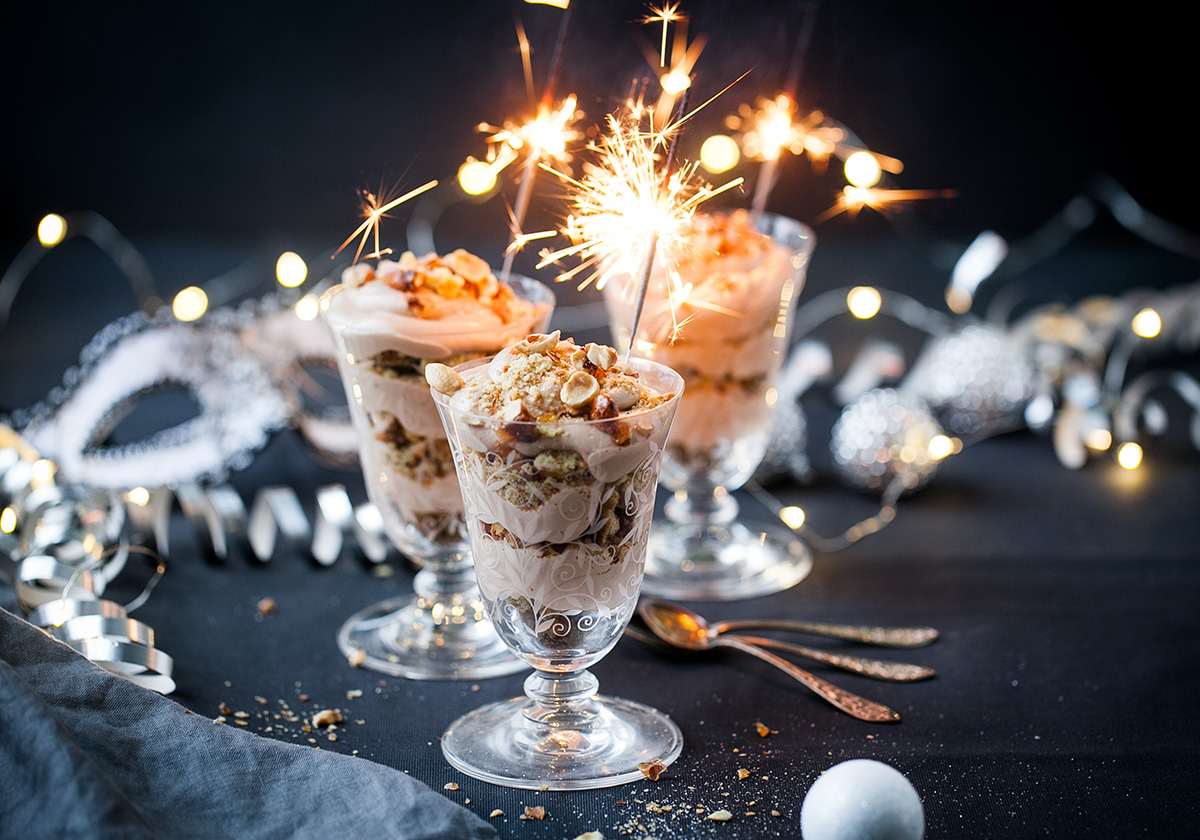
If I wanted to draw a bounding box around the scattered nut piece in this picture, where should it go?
[707,810,734,822]
[638,760,667,781]
[489,809,504,818]
[313,709,343,728]
[520,806,546,820]
[256,597,277,615]
[348,649,367,668]
[425,363,465,396]
[560,371,600,408]
[574,832,605,840]
[234,711,249,719]
[755,721,772,737]
[771,810,782,818]
[737,768,751,780]
[443,782,460,791]
[346,689,363,699]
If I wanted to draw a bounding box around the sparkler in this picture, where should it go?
[642,2,685,67]
[537,99,743,350]
[332,180,439,265]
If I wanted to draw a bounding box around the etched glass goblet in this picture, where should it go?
[434,357,683,789]
[322,275,554,679]
[603,212,816,600]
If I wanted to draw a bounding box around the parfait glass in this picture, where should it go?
[322,277,554,680]
[434,357,684,789]
[603,213,816,600]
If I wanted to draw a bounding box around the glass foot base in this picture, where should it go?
[641,520,813,601]
[441,694,683,790]
[337,596,526,680]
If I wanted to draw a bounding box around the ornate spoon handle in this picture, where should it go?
[718,619,938,648]
[716,636,901,723]
[735,634,936,682]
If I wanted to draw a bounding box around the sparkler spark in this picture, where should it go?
[478,94,582,172]
[812,186,958,223]
[332,180,439,264]
[642,2,685,67]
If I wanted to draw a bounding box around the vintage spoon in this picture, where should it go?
[624,618,934,682]
[638,600,901,723]
[711,615,938,649]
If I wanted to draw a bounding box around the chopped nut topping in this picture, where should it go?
[585,342,618,369]
[560,371,600,408]
[425,363,465,395]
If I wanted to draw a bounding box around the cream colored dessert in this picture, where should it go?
[323,250,551,551]
[427,332,677,622]
[602,210,799,472]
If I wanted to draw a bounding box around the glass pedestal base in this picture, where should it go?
[641,519,813,601]
[337,593,526,681]
[441,678,683,790]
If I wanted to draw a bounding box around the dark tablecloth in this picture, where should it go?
[3,231,1199,839]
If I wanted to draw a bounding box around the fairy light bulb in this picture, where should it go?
[458,158,498,196]
[660,68,691,95]
[779,505,806,530]
[0,506,16,534]
[125,487,151,506]
[294,293,320,321]
[172,286,208,322]
[1131,307,1161,338]
[844,151,883,188]
[847,286,882,319]
[275,251,307,288]
[1117,441,1143,470]
[37,213,67,247]
[700,135,740,174]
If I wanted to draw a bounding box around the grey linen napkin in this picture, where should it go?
[0,607,498,840]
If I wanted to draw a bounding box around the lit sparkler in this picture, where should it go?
[332,180,438,264]
[537,101,743,345]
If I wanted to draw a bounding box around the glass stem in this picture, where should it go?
[522,669,601,731]
[412,566,485,628]
[663,483,740,527]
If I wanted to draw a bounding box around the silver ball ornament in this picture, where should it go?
[831,388,947,494]
[905,323,1033,438]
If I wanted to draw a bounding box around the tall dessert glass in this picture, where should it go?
[603,211,816,600]
[321,251,554,679]
[431,336,683,789]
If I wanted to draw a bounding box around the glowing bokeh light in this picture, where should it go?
[1132,307,1161,338]
[0,506,16,534]
[844,151,883,188]
[847,286,882,319]
[125,487,151,506]
[458,158,499,196]
[275,251,308,288]
[779,505,806,530]
[928,434,958,460]
[700,134,740,174]
[294,293,321,321]
[1085,428,1113,451]
[173,286,209,322]
[1117,441,1143,470]
[37,213,67,247]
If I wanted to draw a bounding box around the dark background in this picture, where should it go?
[3,0,1195,249]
